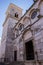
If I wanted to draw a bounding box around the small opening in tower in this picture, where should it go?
[15,13,18,18]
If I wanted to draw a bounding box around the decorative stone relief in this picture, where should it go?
[23,17,30,28]
[23,30,32,41]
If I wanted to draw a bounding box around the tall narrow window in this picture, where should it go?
[14,51,17,61]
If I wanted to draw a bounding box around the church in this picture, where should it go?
[1,0,43,65]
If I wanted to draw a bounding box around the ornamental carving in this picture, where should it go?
[23,16,30,28]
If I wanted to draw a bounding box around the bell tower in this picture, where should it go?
[5,3,22,28]
[1,3,22,62]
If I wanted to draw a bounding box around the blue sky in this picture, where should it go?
[0,0,33,39]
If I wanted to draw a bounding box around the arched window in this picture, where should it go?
[29,9,39,19]
[18,23,24,31]
[30,9,37,19]
[15,13,18,18]
[31,10,37,19]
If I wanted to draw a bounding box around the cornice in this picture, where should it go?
[13,16,43,40]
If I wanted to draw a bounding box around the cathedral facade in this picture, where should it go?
[1,0,43,65]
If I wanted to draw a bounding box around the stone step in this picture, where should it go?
[0,61,24,65]
[9,61,24,65]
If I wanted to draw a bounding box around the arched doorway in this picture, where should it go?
[22,29,35,60]
[25,40,34,60]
